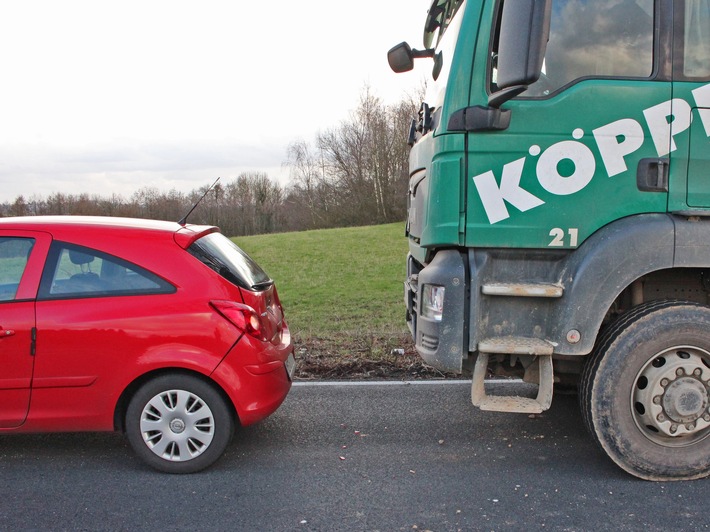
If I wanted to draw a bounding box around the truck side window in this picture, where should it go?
[683,0,710,79]
[510,0,656,97]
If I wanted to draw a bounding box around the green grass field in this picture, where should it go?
[234,222,411,358]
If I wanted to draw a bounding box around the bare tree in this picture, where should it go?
[8,196,29,217]
[291,86,417,228]
[220,172,284,235]
[285,140,338,229]
[0,87,418,236]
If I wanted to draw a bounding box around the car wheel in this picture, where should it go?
[125,374,234,473]
[580,300,710,481]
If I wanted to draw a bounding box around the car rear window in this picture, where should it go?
[188,233,272,291]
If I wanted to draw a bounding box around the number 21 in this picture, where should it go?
[549,228,579,247]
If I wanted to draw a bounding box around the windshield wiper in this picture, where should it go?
[251,280,274,291]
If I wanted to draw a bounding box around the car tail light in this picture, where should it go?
[211,300,267,341]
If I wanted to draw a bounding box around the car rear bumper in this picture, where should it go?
[211,333,294,426]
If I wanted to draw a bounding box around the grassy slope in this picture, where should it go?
[234,223,411,358]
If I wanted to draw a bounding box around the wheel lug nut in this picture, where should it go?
[653,396,662,405]
[661,378,669,387]
[693,368,702,377]
[676,368,684,377]
[686,423,695,431]
[670,424,678,434]
[657,413,666,422]
[704,414,710,422]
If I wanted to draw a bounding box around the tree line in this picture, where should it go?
[1,89,420,236]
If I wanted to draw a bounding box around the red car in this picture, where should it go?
[0,216,294,473]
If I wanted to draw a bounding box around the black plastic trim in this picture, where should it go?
[448,105,512,132]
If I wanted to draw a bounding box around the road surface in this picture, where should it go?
[1,381,707,530]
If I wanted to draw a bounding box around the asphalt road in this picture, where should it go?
[0,381,707,531]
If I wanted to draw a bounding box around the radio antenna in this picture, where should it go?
[178,177,221,226]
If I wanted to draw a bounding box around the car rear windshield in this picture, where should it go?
[188,232,272,291]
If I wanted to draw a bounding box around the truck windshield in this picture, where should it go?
[424,0,465,49]
[424,0,466,106]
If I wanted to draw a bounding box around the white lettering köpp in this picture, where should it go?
[472,157,544,224]
[472,84,709,225]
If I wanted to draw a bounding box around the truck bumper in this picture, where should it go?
[405,250,467,373]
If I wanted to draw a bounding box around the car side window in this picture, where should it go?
[0,237,35,301]
[500,0,656,97]
[39,242,174,299]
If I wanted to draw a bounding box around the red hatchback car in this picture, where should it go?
[0,216,294,473]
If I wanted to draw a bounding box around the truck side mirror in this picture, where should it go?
[491,0,552,107]
[388,42,415,73]
[388,42,436,74]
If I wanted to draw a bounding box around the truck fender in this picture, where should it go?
[551,214,675,355]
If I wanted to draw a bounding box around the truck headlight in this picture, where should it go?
[422,284,445,321]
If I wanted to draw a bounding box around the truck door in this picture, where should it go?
[0,231,50,428]
[467,0,671,249]
[668,1,710,210]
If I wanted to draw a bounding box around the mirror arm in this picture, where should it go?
[411,48,436,59]
[488,85,528,108]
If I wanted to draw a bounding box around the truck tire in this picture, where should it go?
[580,300,710,481]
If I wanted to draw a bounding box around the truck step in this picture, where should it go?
[478,336,554,356]
[481,283,563,298]
[472,394,550,414]
[471,351,554,414]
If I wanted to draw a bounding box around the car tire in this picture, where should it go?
[580,300,710,481]
[125,374,234,474]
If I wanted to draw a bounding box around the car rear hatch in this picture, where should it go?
[240,283,287,345]
[186,230,287,344]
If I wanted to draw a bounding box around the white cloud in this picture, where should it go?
[0,0,429,202]
[0,139,291,199]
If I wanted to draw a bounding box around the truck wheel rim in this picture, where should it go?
[632,346,710,447]
[139,389,215,462]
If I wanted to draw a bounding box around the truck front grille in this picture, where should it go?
[420,332,439,351]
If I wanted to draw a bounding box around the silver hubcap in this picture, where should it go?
[632,346,710,446]
[140,389,215,462]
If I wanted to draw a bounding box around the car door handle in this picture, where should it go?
[0,329,16,338]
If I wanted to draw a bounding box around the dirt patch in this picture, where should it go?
[292,334,460,380]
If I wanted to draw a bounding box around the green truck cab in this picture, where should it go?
[390,0,710,480]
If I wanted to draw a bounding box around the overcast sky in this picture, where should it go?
[0,0,431,203]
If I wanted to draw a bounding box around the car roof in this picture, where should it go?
[0,215,179,231]
[0,216,219,248]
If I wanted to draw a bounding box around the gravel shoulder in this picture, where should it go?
[293,336,460,380]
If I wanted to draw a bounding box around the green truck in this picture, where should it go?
[389,0,710,480]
